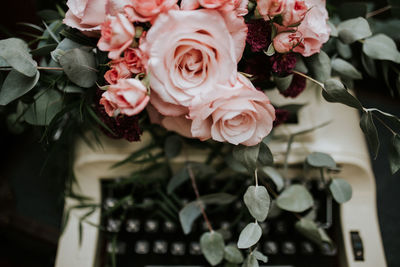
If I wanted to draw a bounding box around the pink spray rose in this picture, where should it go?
[257,0,286,18]
[189,74,275,146]
[104,60,132,84]
[98,14,135,60]
[293,0,330,56]
[273,31,302,53]
[181,0,249,16]
[100,79,150,117]
[63,0,130,33]
[140,9,247,116]
[281,0,308,26]
[124,0,179,23]
[124,48,146,74]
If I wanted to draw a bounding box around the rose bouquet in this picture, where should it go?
[1,0,400,266]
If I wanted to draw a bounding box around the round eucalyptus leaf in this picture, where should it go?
[331,58,362,80]
[237,222,262,249]
[363,34,400,64]
[244,254,259,267]
[179,201,201,235]
[0,70,40,105]
[0,38,37,77]
[337,17,372,44]
[200,232,225,266]
[276,185,313,213]
[224,245,243,264]
[259,166,284,191]
[233,144,260,170]
[243,186,270,222]
[306,152,336,169]
[329,178,352,203]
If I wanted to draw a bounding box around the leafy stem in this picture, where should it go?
[292,70,324,88]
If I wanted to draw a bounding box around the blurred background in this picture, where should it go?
[0,0,399,267]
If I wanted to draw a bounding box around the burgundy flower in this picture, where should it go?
[95,89,142,142]
[270,53,297,76]
[281,73,307,98]
[241,52,271,87]
[246,19,271,52]
[273,108,290,127]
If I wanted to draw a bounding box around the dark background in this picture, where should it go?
[0,1,399,267]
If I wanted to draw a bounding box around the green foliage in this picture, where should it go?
[0,70,40,105]
[243,254,258,267]
[362,34,400,64]
[179,201,202,234]
[253,250,268,263]
[331,58,362,80]
[200,232,225,266]
[322,79,363,110]
[164,135,183,158]
[329,178,352,203]
[360,111,380,159]
[306,152,336,169]
[232,142,273,171]
[276,185,313,212]
[243,185,270,222]
[335,40,352,59]
[224,245,244,264]
[167,167,189,194]
[237,222,262,249]
[389,135,400,175]
[274,74,293,92]
[337,17,372,44]
[259,166,284,191]
[0,38,37,77]
[295,218,332,247]
[305,50,331,83]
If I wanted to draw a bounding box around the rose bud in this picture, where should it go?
[273,31,302,53]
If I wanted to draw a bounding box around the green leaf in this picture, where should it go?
[337,17,372,44]
[369,108,400,130]
[361,53,377,78]
[179,201,202,234]
[200,232,225,266]
[59,84,84,94]
[253,251,268,263]
[23,89,63,126]
[328,21,338,37]
[0,70,40,105]
[264,43,275,56]
[258,142,273,166]
[294,56,308,74]
[274,75,293,92]
[295,218,333,246]
[363,34,400,64]
[305,50,331,83]
[243,254,259,267]
[244,186,270,222]
[237,222,262,249]
[0,38,37,77]
[259,166,284,191]
[164,135,183,158]
[329,178,352,203]
[167,167,189,194]
[276,185,314,212]
[59,48,97,88]
[224,245,243,264]
[31,44,58,57]
[322,79,363,110]
[51,38,85,62]
[200,193,236,205]
[225,154,248,174]
[331,58,362,80]
[233,144,260,170]
[306,152,336,169]
[336,40,352,59]
[360,111,380,159]
[389,134,400,175]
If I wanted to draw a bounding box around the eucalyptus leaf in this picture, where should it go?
[369,108,400,130]
[295,218,333,246]
[360,111,380,159]
[265,43,275,56]
[225,154,248,173]
[305,51,331,83]
[329,178,352,203]
[24,89,63,126]
[200,193,236,205]
[363,34,400,63]
[361,53,377,78]
[332,58,362,80]
[237,222,262,249]
[243,254,259,267]
[258,142,273,166]
[224,245,243,264]
[0,70,40,105]
[200,232,225,266]
[337,17,372,44]
[306,152,336,169]
[328,21,338,37]
[179,201,202,234]
[233,144,260,170]
[51,38,85,62]
[322,79,363,110]
[336,40,352,59]
[274,75,293,92]
[0,38,37,77]
[253,251,268,263]
[294,56,308,74]
[389,134,400,175]
[60,84,84,94]
[167,167,189,194]
[59,48,97,88]
[259,166,284,191]
[244,186,270,222]
[276,185,313,212]
[165,135,183,158]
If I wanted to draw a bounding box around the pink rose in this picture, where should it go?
[63,0,130,33]
[100,79,150,117]
[140,9,247,116]
[98,14,135,60]
[124,0,178,23]
[189,74,275,146]
[257,0,286,18]
[281,0,308,26]
[273,31,302,53]
[233,0,249,16]
[124,48,145,74]
[181,0,249,16]
[293,0,330,56]
[104,60,132,85]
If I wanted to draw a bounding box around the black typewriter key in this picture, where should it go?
[282,241,296,255]
[300,241,314,255]
[107,219,121,233]
[126,219,141,233]
[104,198,117,210]
[275,221,287,234]
[163,221,176,233]
[320,243,337,256]
[107,242,126,254]
[135,241,150,254]
[235,201,243,210]
[189,242,202,255]
[145,220,159,233]
[153,240,168,254]
[264,241,279,255]
[220,221,230,230]
[171,242,186,255]
[259,222,269,234]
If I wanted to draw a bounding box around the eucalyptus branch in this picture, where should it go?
[366,5,392,18]
[187,163,214,232]
[292,70,324,88]
[0,66,64,71]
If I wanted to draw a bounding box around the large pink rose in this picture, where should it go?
[189,74,275,146]
[293,0,330,56]
[100,79,150,117]
[257,0,286,18]
[124,0,178,23]
[98,14,135,60]
[63,0,130,33]
[140,9,247,116]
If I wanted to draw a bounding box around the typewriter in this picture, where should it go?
[55,85,387,267]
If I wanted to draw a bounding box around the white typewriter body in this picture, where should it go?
[55,84,387,267]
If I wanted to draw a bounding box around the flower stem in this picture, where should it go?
[292,70,324,88]
[366,5,392,18]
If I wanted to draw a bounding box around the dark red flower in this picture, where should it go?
[273,109,290,127]
[240,52,271,87]
[281,73,307,98]
[246,19,271,52]
[270,53,297,76]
